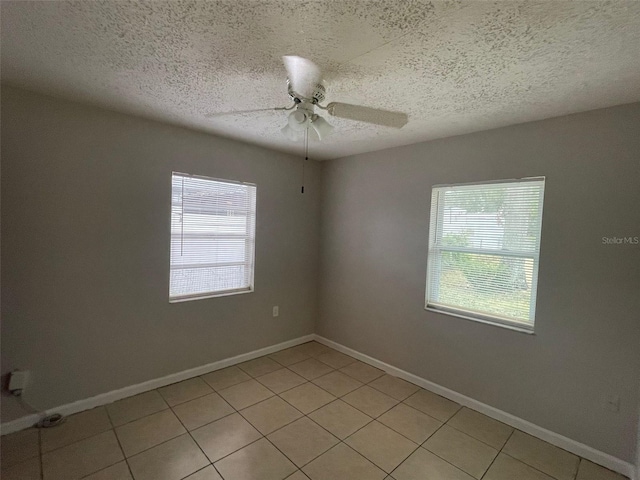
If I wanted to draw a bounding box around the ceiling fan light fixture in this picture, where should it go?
[206,56,409,140]
[287,110,309,131]
[310,114,334,141]
[281,124,303,141]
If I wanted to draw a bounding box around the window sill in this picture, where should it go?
[425,306,535,335]
[170,288,253,303]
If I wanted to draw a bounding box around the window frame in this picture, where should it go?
[425,177,545,333]
[169,172,257,303]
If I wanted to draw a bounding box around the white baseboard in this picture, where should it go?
[0,334,315,436]
[2,333,635,479]
[312,335,636,480]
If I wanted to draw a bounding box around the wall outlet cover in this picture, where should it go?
[8,370,29,393]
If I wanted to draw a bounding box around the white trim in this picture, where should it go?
[312,335,636,479]
[169,287,254,303]
[433,176,546,189]
[1,332,635,479]
[0,334,314,436]
[425,179,545,331]
[172,171,256,188]
[425,306,535,334]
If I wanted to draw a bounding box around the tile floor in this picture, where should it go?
[0,342,628,480]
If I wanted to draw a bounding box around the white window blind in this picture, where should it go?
[169,173,257,302]
[426,178,545,331]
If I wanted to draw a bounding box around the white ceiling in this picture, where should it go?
[2,1,640,160]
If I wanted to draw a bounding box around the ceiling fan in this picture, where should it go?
[206,56,409,141]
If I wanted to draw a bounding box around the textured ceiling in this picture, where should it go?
[2,1,640,160]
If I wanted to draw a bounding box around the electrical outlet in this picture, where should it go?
[8,370,29,396]
[272,306,279,317]
[604,394,620,413]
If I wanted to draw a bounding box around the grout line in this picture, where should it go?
[33,343,608,480]
[169,390,242,464]
[180,407,237,433]
[278,383,337,415]
[169,400,218,480]
[380,435,421,476]
[359,371,522,454]
[190,355,321,472]
[206,434,266,466]
[236,400,305,436]
[39,425,115,456]
[303,363,505,456]
[158,384,276,479]
[27,345,415,479]
[338,415,418,474]
[313,402,375,442]
[383,442,421,476]
[212,462,225,479]
[105,408,137,480]
[231,393,331,471]
[89,384,456,480]
[268,356,312,369]
[337,441,393,475]
[74,450,129,479]
[200,376,253,393]
[499,450,579,480]
[182,464,214,479]
[253,369,312,395]
[106,393,170,429]
[442,417,507,451]
[277,363,430,448]
[310,380,363,399]
[321,383,401,421]
[262,431,314,472]
[315,338,634,478]
[109,405,168,428]
[345,372,484,475]
[169,389,226,409]
[158,387,215,409]
[363,376,522,460]
[388,413,453,477]
[285,470,310,480]
[378,406,440,446]
[28,344,323,479]
[479,429,515,479]
[69,418,199,474]
[242,373,380,471]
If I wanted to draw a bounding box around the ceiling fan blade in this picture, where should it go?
[326,102,408,128]
[205,107,285,118]
[282,55,321,99]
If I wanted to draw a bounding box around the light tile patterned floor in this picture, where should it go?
[0,342,628,480]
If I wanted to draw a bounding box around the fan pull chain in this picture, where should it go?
[301,127,308,194]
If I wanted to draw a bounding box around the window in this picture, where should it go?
[426,178,545,331]
[169,173,257,302]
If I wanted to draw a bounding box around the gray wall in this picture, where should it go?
[317,103,640,462]
[2,85,639,464]
[1,86,321,422]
